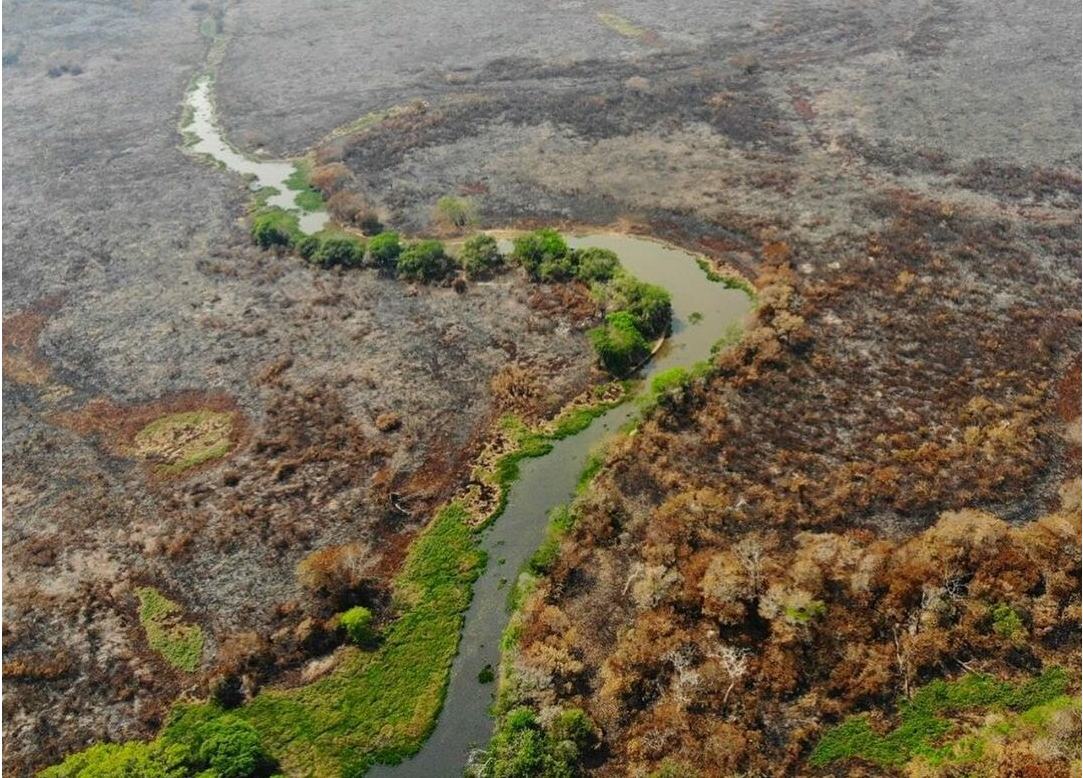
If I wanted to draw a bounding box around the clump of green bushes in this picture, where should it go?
[511,229,672,375]
[466,706,596,778]
[590,311,650,375]
[510,230,622,284]
[41,711,276,778]
[297,232,366,268]
[397,239,453,282]
[367,230,402,269]
[459,234,504,279]
[250,208,301,249]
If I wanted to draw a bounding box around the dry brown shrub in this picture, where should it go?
[309,162,351,196]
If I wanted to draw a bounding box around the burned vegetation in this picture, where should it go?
[495,193,1081,775]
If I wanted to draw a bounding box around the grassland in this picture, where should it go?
[135,587,205,673]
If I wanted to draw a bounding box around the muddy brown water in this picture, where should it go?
[370,234,753,777]
[182,77,752,776]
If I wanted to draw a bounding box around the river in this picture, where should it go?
[182,77,752,778]
[370,234,752,777]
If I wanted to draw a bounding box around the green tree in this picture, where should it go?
[340,606,375,645]
[512,229,569,279]
[572,247,619,283]
[589,311,649,375]
[39,741,190,778]
[197,716,269,778]
[435,195,478,230]
[459,234,503,278]
[312,235,365,268]
[250,209,299,249]
[367,231,403,268]
[609,274,671,338]
[397,239,452,282]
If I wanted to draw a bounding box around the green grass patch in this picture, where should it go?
[576,450,606,494]
[914,694,1080,770]
[132,410,234,476]
[695,257,757,298]
[810,667,1071,768]
[135,588,204,672]
[527,505,576,575]
[283,159,325,213]
[596,11,646,38]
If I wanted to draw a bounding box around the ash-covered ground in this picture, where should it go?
[3,0,1080,774]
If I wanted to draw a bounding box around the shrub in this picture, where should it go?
[327,191,381,232]
[512,229,569,279]
[250,208,299,248]
[296,235,321,261]
[991,603,1025,641]
[340,606,375,645]
[459,234,504,278]
[435,195,478,231]
[589,311,649,375]
[572,247,619,283]
[309,162,351,195]
[537,254,578,283]
[397,239,452,282]
[197,716,269,778]
[608,274,672,338]
[41,713,272,778]
[467,706,596,778]
[367,231,402,268]
[311,235,365,268]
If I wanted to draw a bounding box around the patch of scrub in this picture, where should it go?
[810,667,1071,768]
[596,11,647,40]
[132,409,234,476]
[136,587,204,673]
[170,502,486,775]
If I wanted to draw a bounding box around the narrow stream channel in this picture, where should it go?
[370,235,753,777]
[185,76,329,234]
[180,77,752,778]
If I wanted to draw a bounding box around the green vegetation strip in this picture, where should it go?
[810,667,1071,768]
[135,587,204,673]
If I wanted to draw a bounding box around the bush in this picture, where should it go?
[311,235,365,268]
[42,712,273,778]
[309,162,351,195]
[512,229,569,279]
[367,231,402,268]
[609,274,671,338]
[250,208,299,249]
[435,195,478,231]
[340,606,375,645]
[589,311,649,375]
[326,191,365,223]
[296,235,321,261]
[397,239,452,282]
[459,234,503,278]
[572,247,619,283]
[197,716,269,778]
[467,706,596,778]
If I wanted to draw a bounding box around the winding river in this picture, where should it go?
[182,79,752,777]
